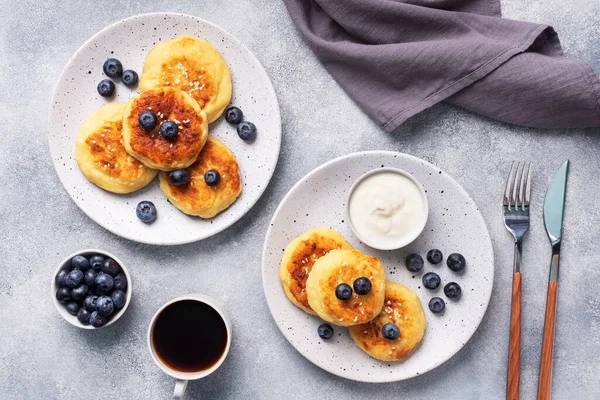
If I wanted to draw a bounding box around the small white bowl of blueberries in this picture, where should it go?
[51,249,132,329]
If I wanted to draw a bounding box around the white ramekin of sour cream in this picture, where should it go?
[346,168,429,250]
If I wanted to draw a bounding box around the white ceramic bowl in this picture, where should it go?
[345,167,429,250]
[51,249,132,329]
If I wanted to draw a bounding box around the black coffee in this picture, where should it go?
[152,300,228,373]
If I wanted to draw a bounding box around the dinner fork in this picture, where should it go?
[503,161,532,400]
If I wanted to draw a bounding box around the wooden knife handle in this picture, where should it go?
[507,272,522,400]
[538,280,558,400]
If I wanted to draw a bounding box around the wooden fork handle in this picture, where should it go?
[538,280,558,400]
[507,272,522,400]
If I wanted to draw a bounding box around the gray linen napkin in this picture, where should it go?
[283,0,600,132]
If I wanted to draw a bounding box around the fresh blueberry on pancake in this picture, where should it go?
[97,79,115,97]
[237,121,257,141]
[204,169,220,186]
[381,323,400,340]
[353,277,372,295]
[168,169,190,186]
[160,120,179,140]
[225,106,243,124]
[139,111,158,130]
[121,69,138,87]
[335,283,353,301]
[103,58,123,78]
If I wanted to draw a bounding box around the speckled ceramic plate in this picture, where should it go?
[48,13,281,245]
[262,151,494,382]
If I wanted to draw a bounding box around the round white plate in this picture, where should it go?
[262,151,494,382]
[48,13,281,245]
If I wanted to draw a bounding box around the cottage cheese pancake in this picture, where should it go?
[139,35,232,123]
[75,102,157,193]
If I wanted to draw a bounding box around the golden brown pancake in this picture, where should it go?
[279,228,352,314]
[159,137,241,218]
[75,102,157,193]
[306,249,386,327]
[122,87,208,171]
[348,281,426,361]
[139,35,232,123]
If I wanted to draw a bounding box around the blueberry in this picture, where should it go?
[89,255,105,271]
[56,288,72,303]
[84,269,98,286]
[225,106,244,124]
[65,270,84,288]
[97,79,115,97]
[121,69,138,87]
[103,58,123,78]
[71,284,89,301]
[335,283,352,300]
[204,170,220,186]
[83,295,98,311]
[95,273,114,293]
[353,277,372,295]
[71,255,90,271]
[96,296,115,316]
[429,297,446,313]
[111,290,127,309]
[89,311,108,328]
[160,121,178,140]
[55,270,69,287]
[447,253,466,272]
[101,258,120,276]
[422,272,441,290]
[136,201,157,223]
[138,111,158,131]
[405,254,424,272]
[317,323,334,340]
[427,249,443,265]
[169,169,190,186]
[77,308,91,325]
[237,121,257,141]
[113,273,127,291]
[65,302,80,316]
[444,282,462,299]
[381,323,400,340]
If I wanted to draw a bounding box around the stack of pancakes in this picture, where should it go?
[279,228,427,362]
[75,35,241,218]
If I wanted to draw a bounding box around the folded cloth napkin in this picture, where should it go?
[283,0,600,132]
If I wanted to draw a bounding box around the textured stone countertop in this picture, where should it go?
[1,1,599,399]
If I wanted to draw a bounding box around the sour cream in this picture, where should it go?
[347,169,428,250]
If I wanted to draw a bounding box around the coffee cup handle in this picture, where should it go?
[173,379,188,399]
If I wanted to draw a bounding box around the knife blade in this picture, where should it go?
[543,160,569,248]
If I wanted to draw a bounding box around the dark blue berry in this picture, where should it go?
[71,255,90,271]
[225,106,244,124]
[422,272,441,290]
[381,323,400,340]
[111,290,127,309]
[103,58,123,78]
[55,270,69,287]
[89,255,105,271]
[121,70,138,87]
[56,288,72,303]
[138,111,157,130]
[89,311,108,328]
[113,274,127,291]
[429,297,446,313]
[237,121,257,141]
[77,308,91,325]
[353,277,372,295]
[101,258,120,276]
[169,169,190,186]
[405,254,424,272]
[65,270,84,288]
[97,79,115,97]
[136,201,157,223]
[427,249,443,265]
[83,295,98,311]
[317,323,334,340]
[204,170,220,186]
[66,302,80,316]
[71,284,89,301]
[95,273,114,293]
[160,121,178,140]
[84,269,98,286]
[447,253,466,272]
[444,282,462,299]
[96,296,114,316]
[335,283,352,300]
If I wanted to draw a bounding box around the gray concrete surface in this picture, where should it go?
[1,0,599,399]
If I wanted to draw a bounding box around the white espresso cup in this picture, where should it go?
[147,294,231,399]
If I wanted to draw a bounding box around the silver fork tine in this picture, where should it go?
[511,161,523,208]
[524,162,532,207]
[518,162,527,209]
[504,161,517,207]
